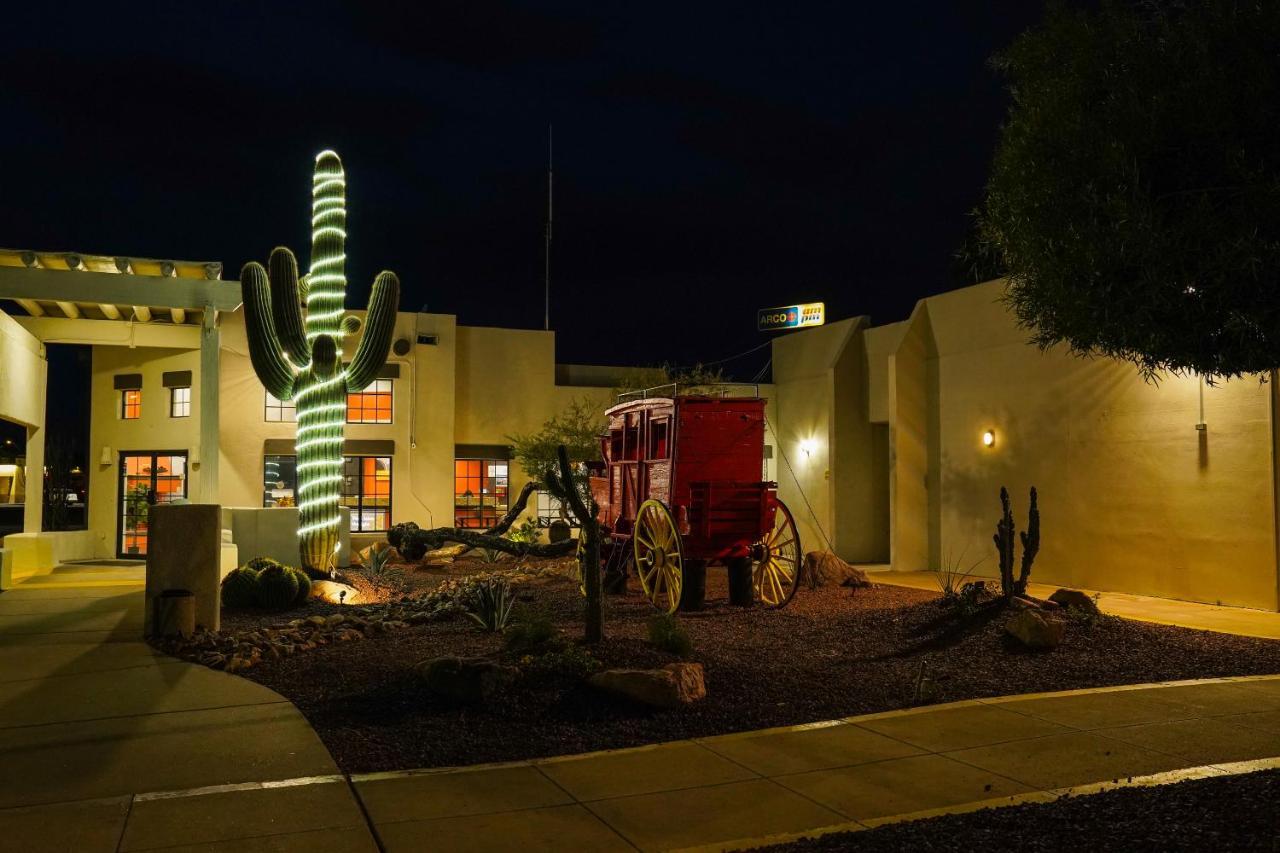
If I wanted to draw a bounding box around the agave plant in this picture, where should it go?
[464,578,515,632]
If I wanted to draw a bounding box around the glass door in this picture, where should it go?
[118,451,188,557]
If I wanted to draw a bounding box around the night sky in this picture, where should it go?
[0,2,1044,377]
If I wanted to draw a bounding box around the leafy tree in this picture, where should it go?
[615,362,727,395]
[508,398,603,516]
[978,0,1280,379]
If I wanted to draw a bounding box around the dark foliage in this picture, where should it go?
[979,1,1280,379]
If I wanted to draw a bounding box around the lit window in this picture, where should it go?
[454,459,508,528]
[170,386,191,418]
[342,455,392,531]
[537,490,578,528]
[263,455,297,508]
[347,379,392,424]
[121,389,141,420]
[265,391,296,422]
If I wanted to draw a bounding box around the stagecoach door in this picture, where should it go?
[117,451,188,557]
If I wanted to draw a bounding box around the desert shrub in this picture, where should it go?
[464,578,515,631]
[518,644,600,682]
[256,564,300,610]
[647,613,693,657]
[954,581,988,619]
[291,568,312,605]
[505,611,558,654]
[936,545,985,602]
[477,547,504,564]
[506,517,540,544]
[220,567,260,609]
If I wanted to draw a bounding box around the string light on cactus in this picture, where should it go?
[238,149,401,574]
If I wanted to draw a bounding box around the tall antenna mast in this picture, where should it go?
[544,124,553,331]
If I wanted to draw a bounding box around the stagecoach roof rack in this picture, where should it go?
[615,382,761,403]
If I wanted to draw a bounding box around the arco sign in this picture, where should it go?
[757,302,825,332]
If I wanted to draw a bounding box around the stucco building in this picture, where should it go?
[0,250,1276,612]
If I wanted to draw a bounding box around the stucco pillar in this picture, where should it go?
[198,307,220,503]
[23,422,44,533]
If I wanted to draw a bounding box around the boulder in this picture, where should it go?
[1049,587,1098,613]
[310,580,361,605]
[419,656,519,703]
[803,551,871,588]
[1005,609,1064,650]
[588,662,707,708]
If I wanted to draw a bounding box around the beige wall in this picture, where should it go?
[924,281,1277,610]
[0,310,47,537]
[88,345,202,557]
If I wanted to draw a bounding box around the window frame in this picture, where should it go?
[342,455,393,532]
[346,378,393,424]
[169,386,191,418]
[120,389,141,420]
[264,391,296,422]
[453,458,509,529]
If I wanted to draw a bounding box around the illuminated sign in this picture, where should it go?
[757,302,825,332]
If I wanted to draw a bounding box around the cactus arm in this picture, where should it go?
[240,261,296,400]
[345,271,401,392]
[268,246,310,367]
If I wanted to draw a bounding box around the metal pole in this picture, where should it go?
[545,124,553,331]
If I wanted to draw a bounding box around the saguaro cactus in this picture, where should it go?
[240,151,401,573]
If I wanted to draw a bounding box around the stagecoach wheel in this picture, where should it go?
[753,499,801,608]
[633,499,684,614]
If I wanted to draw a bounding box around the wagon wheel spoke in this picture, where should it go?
[752,500,802,609]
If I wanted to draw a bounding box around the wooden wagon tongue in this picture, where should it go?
[584,392,801,613]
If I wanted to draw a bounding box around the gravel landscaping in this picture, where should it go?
[757,769,1280,852]
[188,557,1280,774]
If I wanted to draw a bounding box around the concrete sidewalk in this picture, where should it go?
[2,569,1278,852]
[0,573,374,852]
[874,569,1280,640]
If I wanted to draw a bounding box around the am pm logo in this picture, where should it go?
[757,302,825,332]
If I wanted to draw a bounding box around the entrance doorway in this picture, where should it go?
[118,451,188,557]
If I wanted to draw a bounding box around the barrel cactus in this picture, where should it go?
[240,151,401,574]
[257,563,301,610]
[220,567,260,610]
[245,556,283,573]
[291,567,312,605]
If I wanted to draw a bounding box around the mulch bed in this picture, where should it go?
[758,769,1280,852]
[229,560,1280,774]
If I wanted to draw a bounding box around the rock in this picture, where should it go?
[306,615,327,627]
[325,614,346,627]
[588,663,707,709]
[1005,609,1064,650]
[310,580,361,605]
[1049,588,1098,613]
[419,656,519,703]
[803,551,871,588]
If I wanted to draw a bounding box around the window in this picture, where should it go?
[454,459,508,528]
[120,389,141,420]
[536,490,578,528]
[263,454,392,532]
[170,386,191,418]
[265,391,296,422]
[347,379,392,424]
[649,417,670,458]
[343,456,392,531]
[263,455,297,507]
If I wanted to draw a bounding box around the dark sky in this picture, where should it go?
[0,1,1043,377]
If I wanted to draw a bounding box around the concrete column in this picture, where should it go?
[22,357,48,533]
[198,307,220,503]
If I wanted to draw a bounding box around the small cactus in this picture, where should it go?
[993,486,1040,597]
[244,556,283,573]
[291,568,312,605]
[256,564,300,610]
[221,568,260,610]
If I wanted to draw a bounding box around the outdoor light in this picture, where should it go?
[800,439,816,458]
[982,430,996,448]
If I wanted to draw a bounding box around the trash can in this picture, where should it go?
[154,589,196,638]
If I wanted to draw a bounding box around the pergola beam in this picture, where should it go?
[15,299,44,317]
[14,316,202,349]
[133,305,153,323]
[55,301,81,319]
[0,265,242,312]
[99,303,122,320]
[170,307,186,324]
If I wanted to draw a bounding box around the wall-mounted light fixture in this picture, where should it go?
[982,429,996,448]
[799,438,816,458]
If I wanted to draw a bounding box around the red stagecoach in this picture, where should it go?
[585,385,801,612]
